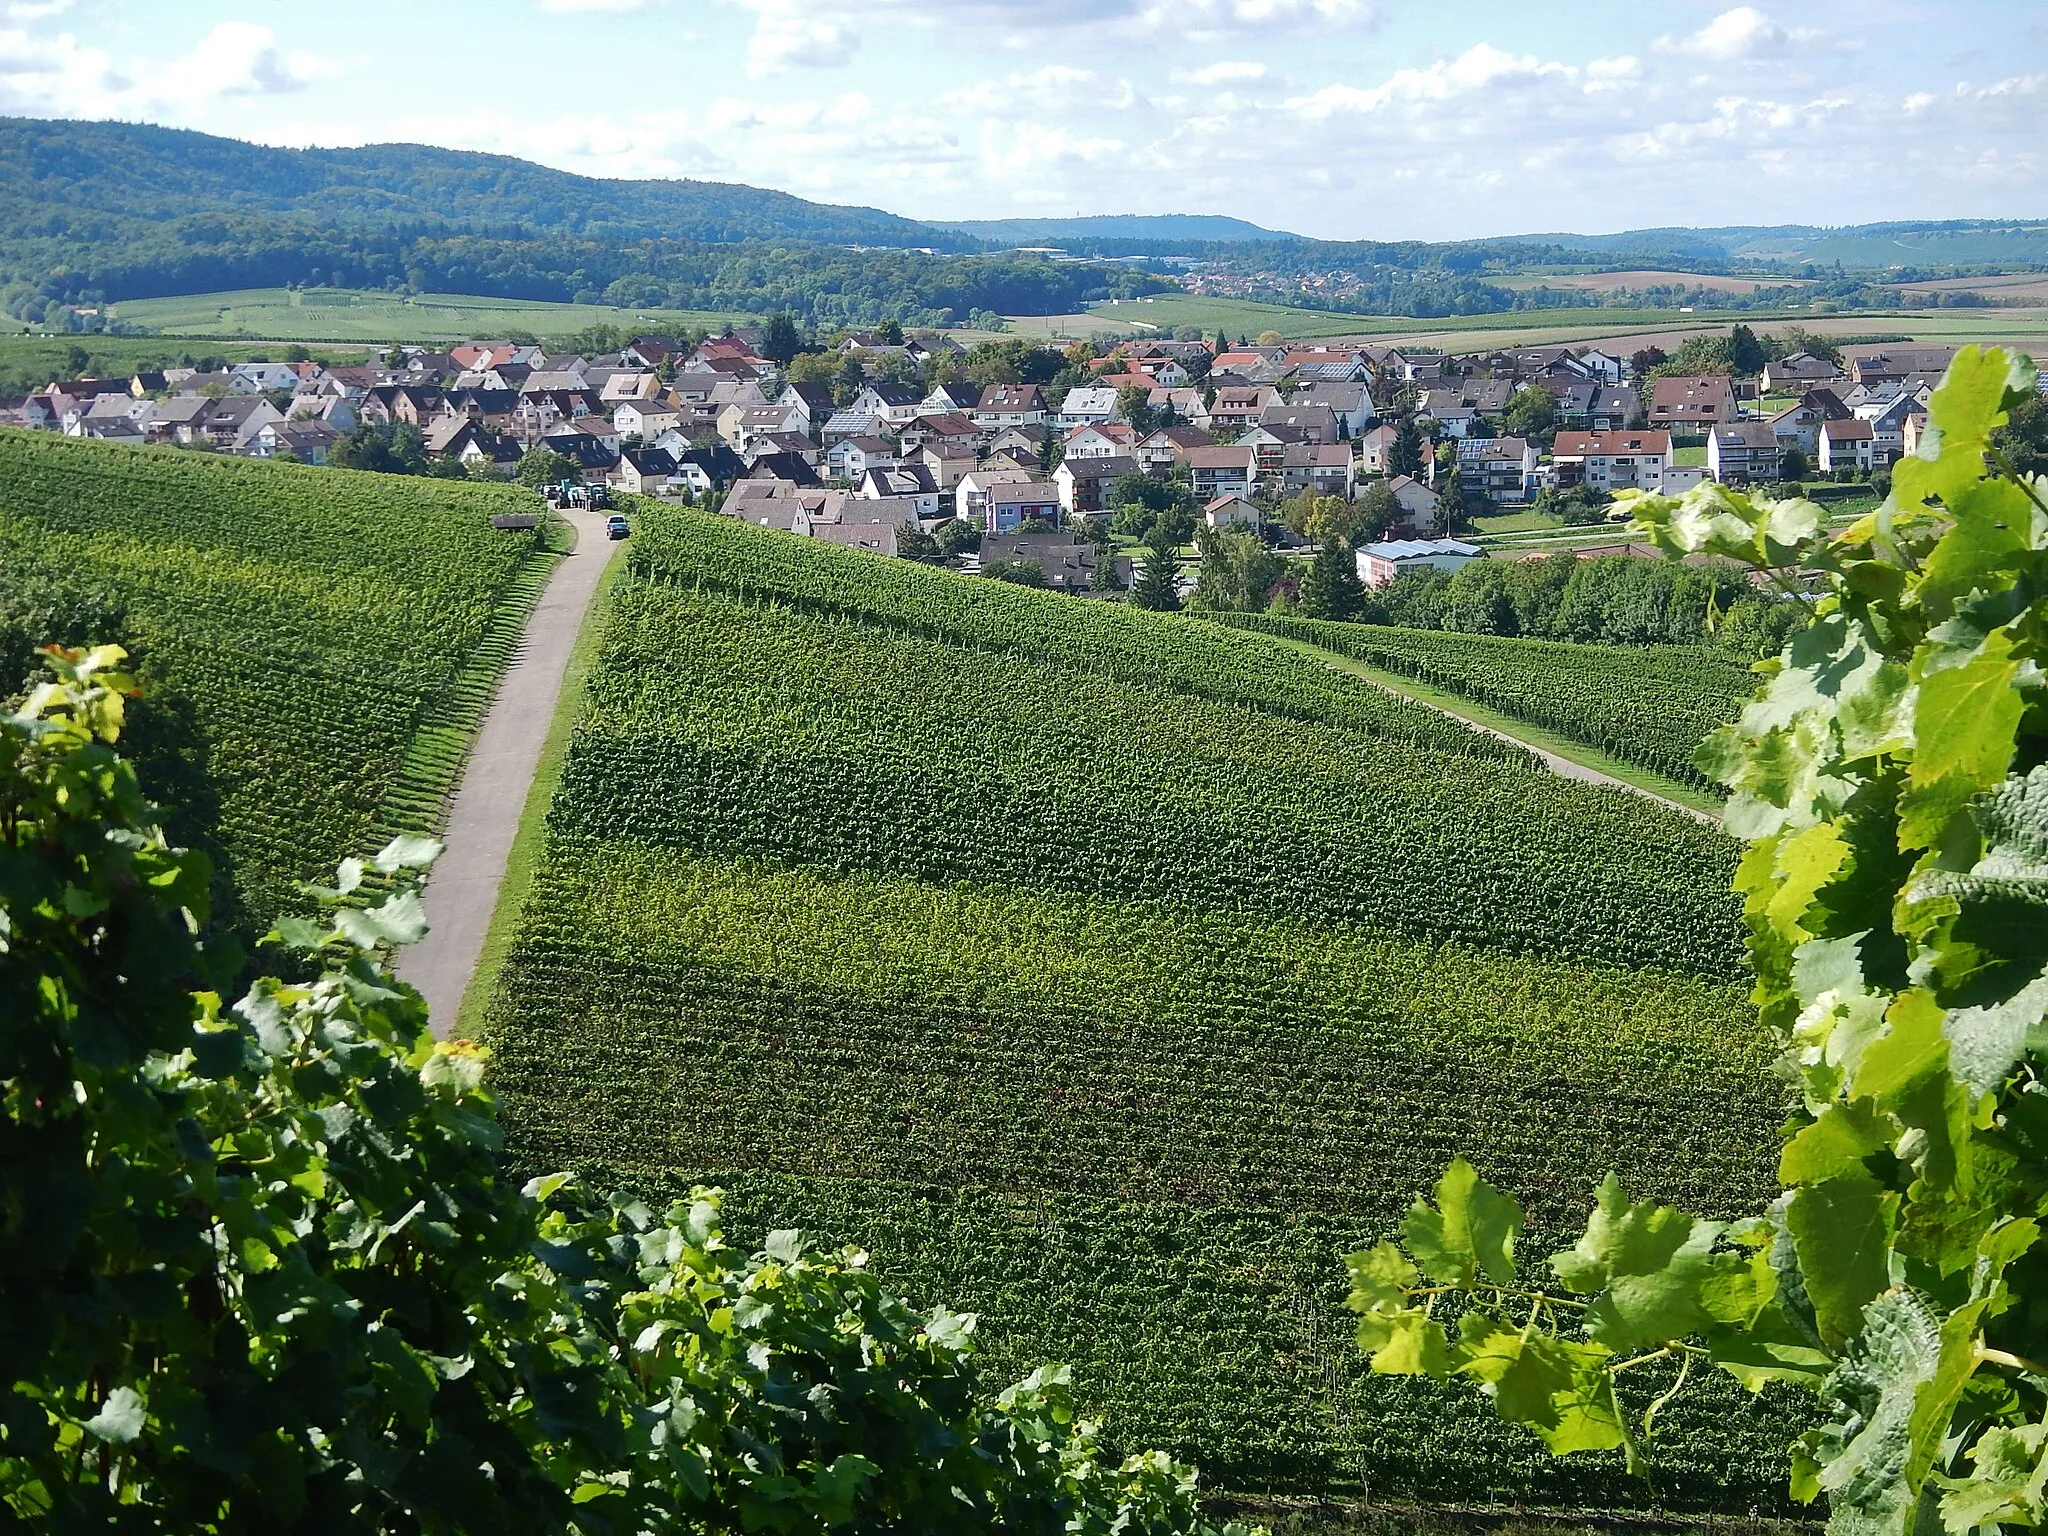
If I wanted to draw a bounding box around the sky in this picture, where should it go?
[0,0,2044,241]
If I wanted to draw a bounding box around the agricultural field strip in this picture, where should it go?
[0,431,553,931]
[1210,613,1753,796]
[570,569,1743,978]
[485,524,1796,1505]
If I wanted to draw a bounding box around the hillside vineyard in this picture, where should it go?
[0,430,552,931]
[483,509,1802,1510]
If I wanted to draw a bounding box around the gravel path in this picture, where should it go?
[396,507,622,1034]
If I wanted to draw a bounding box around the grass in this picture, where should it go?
[1672,446,1709,467]
[1261,632,1725,818]
[108,287,756,344]
[454,518,626,1042]
[1469,509,1562,535]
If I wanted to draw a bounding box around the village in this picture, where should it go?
[4,324,1966,599]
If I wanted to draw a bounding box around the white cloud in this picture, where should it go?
[723,0,858,75]
[1171,60,1268,86]
[535,0,651,11]
[1654,7,1838,61]
[4,0,71,19]
[0,19,325,118]
[1285,42,1573,118]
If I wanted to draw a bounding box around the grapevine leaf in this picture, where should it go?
[1786,1172,1897,1352]
[1916,477,2033,622]
[1768,822,1853,940]
[1404,1156,1522,1288]
[1549,1174,1721,1349]
[374,835,444,873]
[84,1385,146,1444]
[1780,1100,1891,1187]
[1363,1310,1450,1377]
[1809,1289,1944,1536]
[1343,1241,1418,1314]
[1937,1425,2048,1536]
[1942,971,2048,1100]
[1452,1313,1608,1434]
[1901,629,2023,849]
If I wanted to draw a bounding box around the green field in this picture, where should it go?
[0,431,554,933]
[1213,614,1755,795]
[479,507,1800,1515]
[107,287,755,344]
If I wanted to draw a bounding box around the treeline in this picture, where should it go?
[1361,551,1810,657]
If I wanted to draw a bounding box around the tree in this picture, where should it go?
[1089,529,1124,593]
[1191,526,1284,612]
[981,555,1048,587]
[935,517,981,557]
[331,421,428,476]
[1431,464,1465,536]
[1354,479,1402,543]
[1297,532,1364,621]
[1340,347,2048,1536]
[761,311,804,365]
[1282,491,1367,548]
[1,646,1250,1536]
[1255,330,1282,347]
[517,447,580,488]
[877,317,904,346]
[1728,323,1768,375]
[1130,524,1182,611]
[897,520,946,564]
[1502,386,1558,444]
[1389,418,1426,477]
[1778,446,1809,482]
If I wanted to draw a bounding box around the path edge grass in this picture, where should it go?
[453,531,624,1042]
[1257,631,1726,818]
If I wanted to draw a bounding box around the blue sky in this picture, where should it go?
[2,1,2043,240]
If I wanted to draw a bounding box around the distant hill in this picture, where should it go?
[1505,219,2048,269]
[0,118,956,251]
[928,214,1296,244]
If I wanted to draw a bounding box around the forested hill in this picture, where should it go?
[0,118,1185,326]
[1,118,959,250]
[930,214,1297,244]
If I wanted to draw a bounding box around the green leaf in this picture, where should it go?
[1810,1289,1944,1536]
[1548,1174,1721,1349]
[374,835,444,873]
[1917,476,2033,621]
[1363,1309,1450,1376]
[1343,1241,1418,1314]
[1785,1172,1896,1351]
[1938,1425,2048,1535]
[1403,1156,1522,1288]
[1903,628,2023,849]
[84,1385,146,1444]
[1451,1313,1606,1435]
[1780,1101,1891,1187]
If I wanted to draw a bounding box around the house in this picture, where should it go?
[1649,376,1738,429]
[1148,387,1206,423]
[1381,475,1437,536]
[1819,418,1875,474]
[668,442,747,495]
[746,431,821,467]
[1064,423,1134,460]
[810,521,902,558]
[972,383,1046,430]
[1054,454,1138,518]
[1185,444,1255,502]
[621,337,677,370]
[822,408,885,445]
[1357,538,1483,587]
[899,412,979,455]
[1850,347,1957,386]
[826,435,897,481]
[859,464,941,519]
[1359,423,1401,475]
[983,481,1062,534]
[918,439,978,490]
[422,417,483,461]
[546,433,621,482]
[1551,430,1673,494]
[1058,386,1122,427]
[988,423,1053,461]
[956,467,1031,525]
[1707,421,1784,485]
[1135,424,1214,475]
[977,534,1110,593]
[1292,384,1375,437]
[777,382,835,433]
[919,381,980,415]
[1276,442,1356,499]
[721,401,806,449]
[850,382,923,428]
[613,401,681,441]
[614,445,682,495]
[746,451,823,487]
[1542,381,1641,432]
[1205,494,1261,531]
[1859,393,1921,465]
[199,396,283,450]
[1207,387,1278,433]
[1766,395,1844,455]
[1455,437,1537,504]
[598,371,663,404]
[244,420,338,465]
[1258,403,1340,445]
[1762,353,1846,391]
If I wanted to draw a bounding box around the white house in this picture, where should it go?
[826,435,898,481]
[1356,538,1483,587]
[1204,494,1261,531]
[956,467,1031,524]
[1551,430,1672,493]
[1185,444,1255,502]
[1819,417,1875,474]
[1058,386,1122,427]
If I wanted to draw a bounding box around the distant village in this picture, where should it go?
[3,324,1972,597]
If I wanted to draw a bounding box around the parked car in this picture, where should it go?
[606,514,630,540]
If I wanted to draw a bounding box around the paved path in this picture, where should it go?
[1270,634,1720,827]
[397,507,622,1034]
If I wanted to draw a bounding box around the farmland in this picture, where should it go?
[107,287,753,343]
[481,509,1799,1513]
[1211,615,1756,795]
[0,431,555,932]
